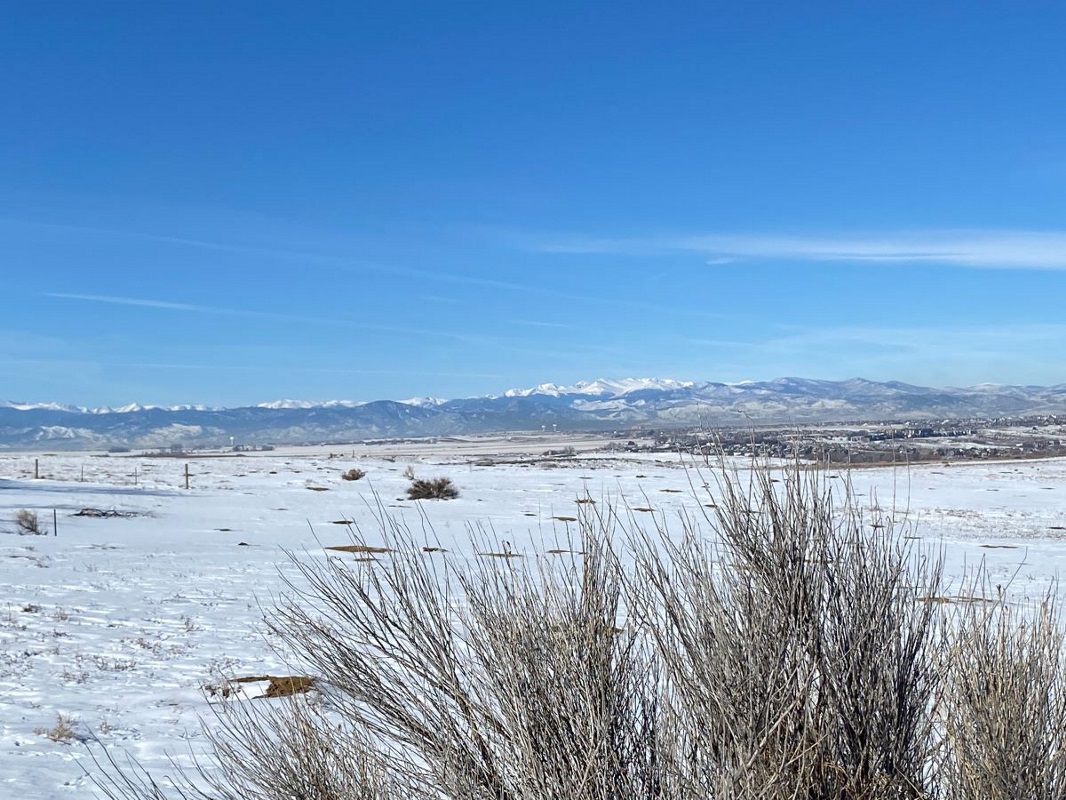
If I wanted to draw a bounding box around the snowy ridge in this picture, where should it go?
[398,397,448,407]
[255,399,366,410]
[0,400,84,413]
[1,400,219,414]
[503,377,696,398]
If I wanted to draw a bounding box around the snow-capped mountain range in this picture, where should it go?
[502,378,695,398]
[1,377,1064,450]
[0,400,219,414]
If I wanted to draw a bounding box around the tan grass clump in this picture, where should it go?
[35,713,78,742]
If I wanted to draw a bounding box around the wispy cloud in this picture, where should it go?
[105,363,506,379]
[682,231,1066,269]
[12,215,737,322]
[760,321,1066,355]
[537,237,643,255]
[42,292,608,357]
[511,319,574,329]
[693,321,1066,387]
[47,293,247,315]
[43,292,487,343]
[538,229,1066,270]
[1,216,332,263]
[13,215,669,311]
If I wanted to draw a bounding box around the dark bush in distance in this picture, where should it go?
[15,509,43,535]
[406,477,459,500]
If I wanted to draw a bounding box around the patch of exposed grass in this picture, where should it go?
[325,544,393,554]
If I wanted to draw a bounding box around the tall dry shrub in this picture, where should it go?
[627,464,943,799]
[941,590,1066,800]
[267,507,666,800]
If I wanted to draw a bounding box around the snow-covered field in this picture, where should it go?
[2,445,1065,798]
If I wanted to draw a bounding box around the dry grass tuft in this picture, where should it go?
[35,713,78,742]
[325,544,393,554]
[262,676,315,698]
[207,675,316,700]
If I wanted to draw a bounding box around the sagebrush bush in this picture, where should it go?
[941,591,1066,799]
[406,476,459,500]
[90,459,1066,800]
[15,509,43,535]
[627,466,944,796]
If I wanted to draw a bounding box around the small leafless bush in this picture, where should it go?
[406,476,459,500]
[266,505,664,799]
[341,468,366,481]
[15,509,44,535]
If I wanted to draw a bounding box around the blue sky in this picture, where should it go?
[3,2,1066,406]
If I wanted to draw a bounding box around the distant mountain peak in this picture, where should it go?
[503,377,695,398]
[0,400,84,413]
[398,396,448,407]
[255,399,365,410]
